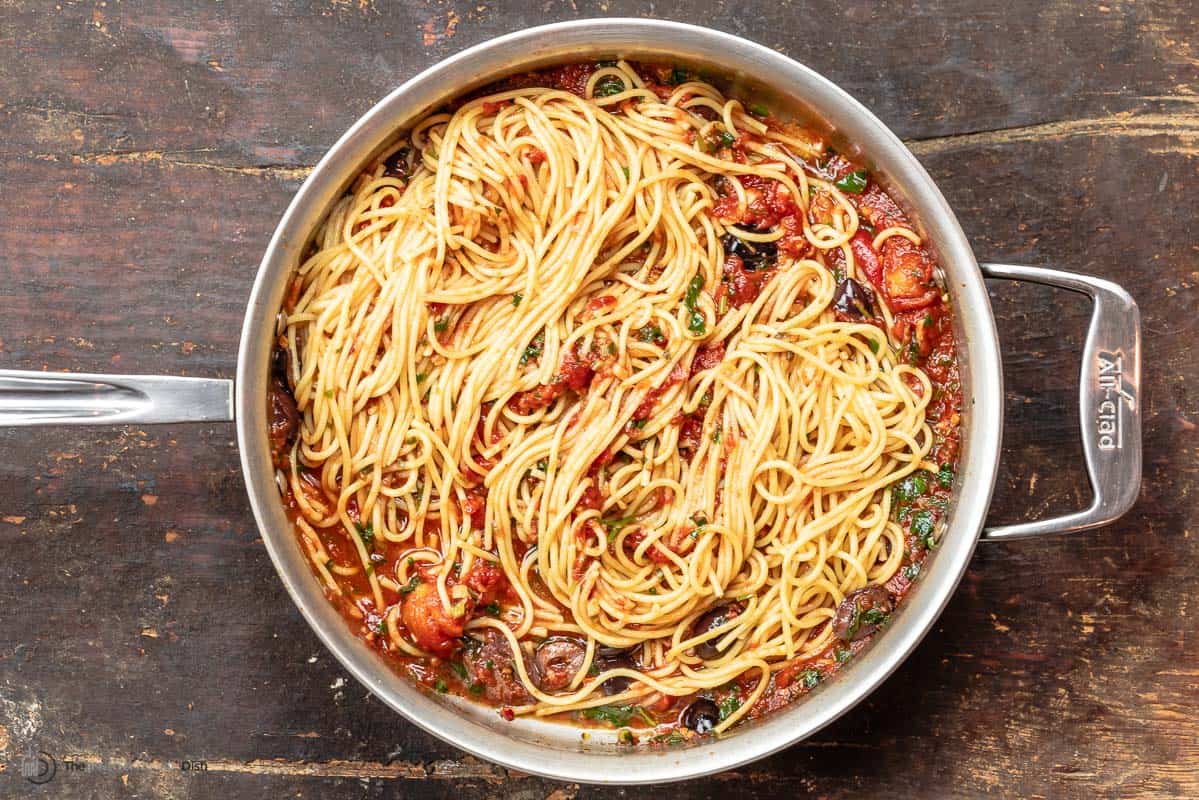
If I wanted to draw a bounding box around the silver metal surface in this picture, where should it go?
[0,370,233,425]
[979,264,1142,540]
[237,19,1003,784]
[0,17,1141,786]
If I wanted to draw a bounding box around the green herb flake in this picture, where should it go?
[937,464,954,488]
[637,324,665,345]
[903,563,922,580]
[911,509,936,550]
[512,293,523,307]
[593,75,626,97]
[669,66,689,85]
[582,704,642,728]
[450,661,468,680]
[834,647,853,665]
[621,166,630,180]
[399,574,422,595]
[415,372,427,383]
[374,618,387,635]
[434,678,448,694]
[748,102,770,117]
[684,274,707,335]
[602,515,637,541]
[717,130,736,148]
[434,317,450,332]
[718,694,741,721]
[861,608,889,626]
[483,602,501,617]
[355,523,376,551]
[834,170,868,194]
[801,668,822,689]
[520,331,545,366]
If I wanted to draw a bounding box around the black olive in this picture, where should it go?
[680,698,721,734]
[691,604,741,660]
[270,346,290,383]
[832,584,893,641]
[596,654,637,696]
[383,147,411,180]
[721,234,777,271]
[596,642,636,658]
[531,637,587,691]
[832,278,876,321]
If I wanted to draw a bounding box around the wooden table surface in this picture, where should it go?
[1,2,1196,798]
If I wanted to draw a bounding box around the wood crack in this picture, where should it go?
[59,752,509,782]
[905,110,1199,155]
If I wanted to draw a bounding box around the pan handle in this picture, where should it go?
[0,370,234,425]
[979,264,1141,541]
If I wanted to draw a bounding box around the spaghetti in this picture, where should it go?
[269,60,962,741]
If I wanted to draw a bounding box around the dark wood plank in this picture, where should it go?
[0,1,1196,798]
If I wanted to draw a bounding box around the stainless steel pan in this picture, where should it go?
[0,19,1141,784]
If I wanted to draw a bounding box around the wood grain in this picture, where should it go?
[0,1,1196,798]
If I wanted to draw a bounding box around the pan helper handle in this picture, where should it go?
[979,264,1141,541]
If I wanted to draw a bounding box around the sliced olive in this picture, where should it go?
[680,698,721,734]
[531,637,586,691]
[721,233,777,271]
[596,642,636,659]
[383,147,411,180]
[691,604,742,660]
[833,278,876,321]
[832,584,893,641]
[596,654,637,696]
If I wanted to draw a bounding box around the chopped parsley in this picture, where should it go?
[433,316,450,332]
[519,330,545,365]
[434,678,448,694]
[582,704,646,727]
[449,661,468,680]
[355,522,376,551]
[637,324,666,346]
[621,166,630,179]
[893,473,929,506]
[512,293,523,307]
[801,668,822,689]
[861,608,889,627]
[718,694,741,721]
[399,574,422,594]
[748,102,770,117]
[601,515,637,541]
[834,647,853,664]
[593,75,626,97]
[937,464,954,488]
[483,602,501,617]
[716,130,735,148]
[684,274,706,336]
[834,169,868,194]
[669,66,689,85]
[911,509,936,550]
